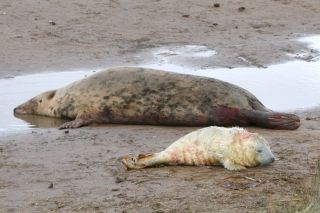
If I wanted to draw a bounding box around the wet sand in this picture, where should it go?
[1,0,320,212]
[1,0,320,77]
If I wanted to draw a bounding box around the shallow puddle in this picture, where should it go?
[143,60,320,111]
[1,36,320,132]
[142,36,320,111]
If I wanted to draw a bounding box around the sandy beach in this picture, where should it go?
[1,0,320,212]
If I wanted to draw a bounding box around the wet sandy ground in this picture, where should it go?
[1,117,320,212]
[1,0,320,77]
[1,0,320,212]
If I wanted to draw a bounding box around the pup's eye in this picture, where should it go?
[257,150,262,153]
[39,99,42,103]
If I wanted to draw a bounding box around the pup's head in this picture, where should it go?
[251,134,275,166]
[14,90,57,117]
[231,129,275,168]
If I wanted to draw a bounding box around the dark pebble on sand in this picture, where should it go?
[213,3,220,8]
[64,130,69,134]
[48,183,54,189]
[182,14,190,18]
[305,117,319,121]
[115,177,126,183]
[238,7,246,12]
[49,20,56,25]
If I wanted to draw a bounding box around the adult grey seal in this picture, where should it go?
[14,67,300,130]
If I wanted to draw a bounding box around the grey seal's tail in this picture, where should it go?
[212,106,300,130]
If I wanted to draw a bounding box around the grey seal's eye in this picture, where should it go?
[257,150,262,153]
[39,99,42,103]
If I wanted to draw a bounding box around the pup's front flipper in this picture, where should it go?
[222,159,246,171]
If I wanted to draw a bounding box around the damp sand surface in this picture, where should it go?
[1,0,320,212]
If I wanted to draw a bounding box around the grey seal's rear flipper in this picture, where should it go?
[241,109,300,130]
[211,106,300,130]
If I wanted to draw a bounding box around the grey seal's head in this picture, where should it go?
[14,90,57,117]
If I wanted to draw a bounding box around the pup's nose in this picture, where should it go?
[271,157,275,162]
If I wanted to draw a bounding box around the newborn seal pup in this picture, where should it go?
[14,67,300,130]
[122,126,275,171]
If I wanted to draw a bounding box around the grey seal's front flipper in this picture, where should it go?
[58,112,98,129]
[58,118,92,129]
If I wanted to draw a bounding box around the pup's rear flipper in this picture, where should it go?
[122,153,162,170]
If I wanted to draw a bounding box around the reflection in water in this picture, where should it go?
[153,45,217,58]
[14,114,67,129]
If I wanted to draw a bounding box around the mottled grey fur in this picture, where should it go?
[14,67,299,129]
